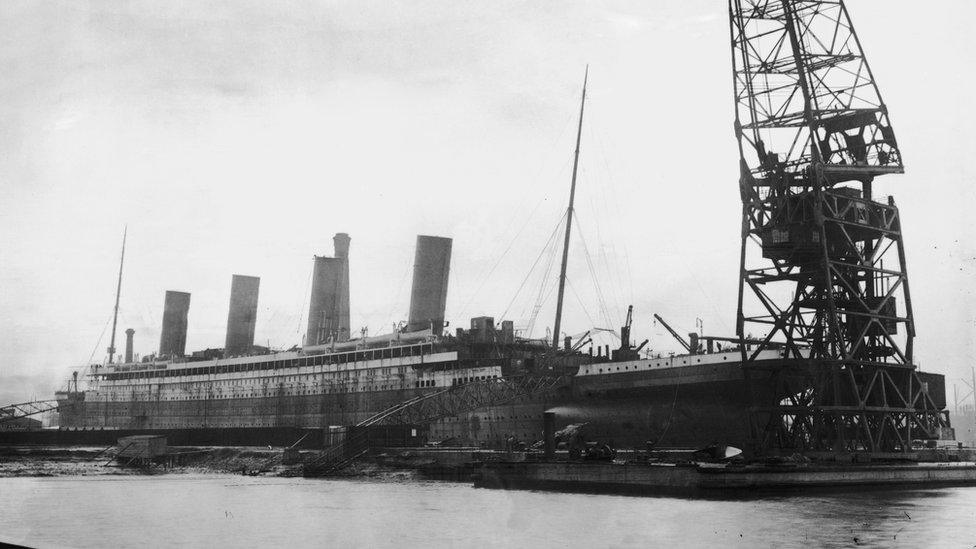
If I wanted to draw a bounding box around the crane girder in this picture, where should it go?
[0,400,59,423]
[728,0,949,456]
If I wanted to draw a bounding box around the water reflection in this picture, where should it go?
[0,476,973,548]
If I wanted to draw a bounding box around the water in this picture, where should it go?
[1,475,975,548]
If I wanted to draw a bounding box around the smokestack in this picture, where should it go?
[305,234,351,346]
[333,233,350,341]
[124,328,135,363]
[407,235,452,334]
[224,275,260,357]
[159,291,191,358]
[501,320,514,344]
[543,412,556,459]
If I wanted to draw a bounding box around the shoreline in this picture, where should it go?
[0,444,429,480]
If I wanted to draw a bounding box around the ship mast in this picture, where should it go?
[552,66,588,350]
[107,226,127,364]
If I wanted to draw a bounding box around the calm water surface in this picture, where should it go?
[1,475,975,548]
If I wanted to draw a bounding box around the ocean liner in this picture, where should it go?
[54,230,797,450]
[46,70,950,453]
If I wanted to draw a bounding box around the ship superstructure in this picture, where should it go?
[49,221,839,450]
[52,220,791,448]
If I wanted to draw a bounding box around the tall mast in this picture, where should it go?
[107,226,127,364]
[552,66,588,349]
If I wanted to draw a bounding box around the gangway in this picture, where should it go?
[303,374,568,476]
[360,374,566,428]
[0,400,59,423]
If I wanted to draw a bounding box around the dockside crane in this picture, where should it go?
[652,314,689,352]
[614,305,647,361]
[728,0,948,456]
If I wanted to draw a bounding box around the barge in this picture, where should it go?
[474,459,976,496]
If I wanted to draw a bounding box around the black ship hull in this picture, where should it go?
[5,355,771,451]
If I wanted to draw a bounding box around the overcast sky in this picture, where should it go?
[1,1,974,406]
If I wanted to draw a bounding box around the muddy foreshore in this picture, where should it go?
[0,445,437,480]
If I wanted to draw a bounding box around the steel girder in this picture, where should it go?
[0,400,59,423]
[745,360,949,454]
[359,375,568,428]
[729,0,949,456]
[729,0,903,183]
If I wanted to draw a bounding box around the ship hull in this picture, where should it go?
[432,358,760,449]
[38,355,766,451]
[0,426,325,447]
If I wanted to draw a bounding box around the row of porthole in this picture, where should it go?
[592,356,730,374]
[442,414,536,422]
[102,374,429,400]
[452,375,499,386]
[430,431,531,441]
[107,346,432,381]
[106,384,418,401]
[101,371,411,391]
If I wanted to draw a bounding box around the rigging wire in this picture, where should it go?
[73,312,114,390]
[584,192,625,325]
[596,192,627,323]
[456,194,549,320]
[521,215,563,335]
[589,119,636,303]
[380,253,413,330]
[653,373,682,447]
[567,277,598,330]
[525,239,562,337]
[583,126,630,325]
[573,215,616,330]
[294,258,315,343]
[499,210,566,323]
[664,236,734,336]
[457,108,578,320]
[87,313,113,365]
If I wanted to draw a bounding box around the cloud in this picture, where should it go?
[1,0,975,404]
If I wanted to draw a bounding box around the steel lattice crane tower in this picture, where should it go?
[728,0,949,456]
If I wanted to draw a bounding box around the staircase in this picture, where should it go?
[302,429,370,477]
[302,374,568,477]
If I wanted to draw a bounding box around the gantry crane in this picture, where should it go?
[729,0,948,456]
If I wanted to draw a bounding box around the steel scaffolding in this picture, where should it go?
[728,0,949,456]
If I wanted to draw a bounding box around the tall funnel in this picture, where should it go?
[305,233,351,346]
[407,235,452,334]
[124,328,135,363]
[224,274,260,357]
[159,290,191,358]
[334,233,351,341]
